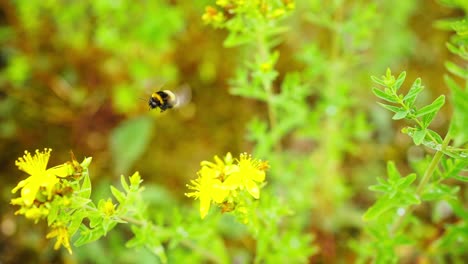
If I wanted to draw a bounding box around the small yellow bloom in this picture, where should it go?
[46,225,73,254]
[202,6,226,25]
[102,199,116,216]
[12,149,74,206]
[186,166,229,219]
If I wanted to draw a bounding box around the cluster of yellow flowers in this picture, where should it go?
[11,149,79,254]
[186,153,269,219]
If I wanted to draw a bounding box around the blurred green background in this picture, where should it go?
[0,0,461,263]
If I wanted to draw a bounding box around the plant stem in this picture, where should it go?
[390,133,452,234]
[256,26,281,152]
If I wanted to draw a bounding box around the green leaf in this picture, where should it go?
[422,111,437,128]
[71,196,92,208]
[372,87,398,103]
[413,129,427,145]
[68,210,86,237]
[80,157,92,168]
[79,174,91,199]
[422,184,460,201]
[447,159,468,182]
[387,161,401,183]
[396,173,417,189]
[111,186,126,203]
[363,197,395,221]
[426,129,444,144]
[445,61,468,79]
[416,95,445,118]
[47,202,60,226]
[377,102,402,113]
[120,175,130,193]
[102,218,118,234]
[88,211,103,228]
[403,78,423,107]
[446,75,468,145]
[74,226,106,247]
[371,76,387,87]
[402,193,420,205]
[369,183,390,193]
[393,71,406,91]
[392,110,408,120]
[110,116,154,175]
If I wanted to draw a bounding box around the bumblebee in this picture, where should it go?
[148,87,191,112]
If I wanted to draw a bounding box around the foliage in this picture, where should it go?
[2,0,468,263]
[355,10,468,261]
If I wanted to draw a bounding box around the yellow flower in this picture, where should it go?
[46,225,73,254]
[202,6,226,25]
[102,198,116,216]
[12,149,74,206]
[185,166,229,219]
[224,153,267,199]
[187,152,269,219]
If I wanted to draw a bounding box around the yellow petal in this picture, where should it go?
[250,170,265,182]
[244,179,260,199]
[199,193,211,219]
[47,164,73,178]
[21,183,40,206]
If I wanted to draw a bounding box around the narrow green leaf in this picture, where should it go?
[111,186,126,203]
[88,211,103,228]
[451,174,468,182]
[377,102,402,113]
[369,184,390,193]
[372,87,398,103]
[120,175,130,193]
[402,193,421,205]
[68,210,86,237]
[392,110,408,120]
[446,75,468,145]
[413,129,427,145]
[71,196,91,208]
[422,184,460,201]
[446,42,461,57]
[416,95,445,117]
[387,161,401,183]
[445,61,468,79]
[363,197,395,221]
[74,226,106,247]
[426,129,444,144]
[393,71,407,91]
[79,174,91,199]
[446,159,468,181]
[403,78,423,107]
[371,76,387,87]
[396,173,417,189]
[47,202,60,225]
[102,218,118,234]
[422,111,437,128]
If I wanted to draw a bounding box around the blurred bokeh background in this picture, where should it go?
[0,0,463,263]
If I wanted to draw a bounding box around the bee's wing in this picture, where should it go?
[174,85,192,108]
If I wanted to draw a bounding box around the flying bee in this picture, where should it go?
[148,86,191,112]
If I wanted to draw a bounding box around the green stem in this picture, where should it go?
[256,26,281,152]
[390,133,452,234]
